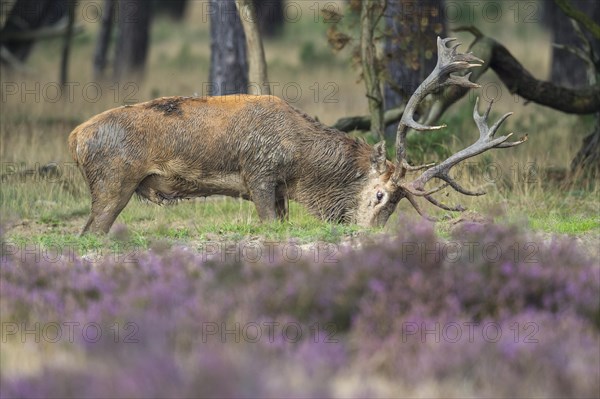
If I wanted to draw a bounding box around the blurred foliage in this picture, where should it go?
[1,220,598,397]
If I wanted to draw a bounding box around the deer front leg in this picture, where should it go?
[275,184,289,221]
[249,182,278,222]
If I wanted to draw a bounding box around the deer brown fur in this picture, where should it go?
[69,95,397,234]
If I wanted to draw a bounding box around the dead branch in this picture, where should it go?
[332,105,405,132]
[0,21,84,42]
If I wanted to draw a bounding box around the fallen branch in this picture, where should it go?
[489,40,600,114]
[0,22,84,42]
[332,104,405,132]
[0,46,34,73]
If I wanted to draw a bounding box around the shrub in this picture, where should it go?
[1,221,598,397]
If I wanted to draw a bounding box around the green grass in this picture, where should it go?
[190,218,365,243]
[116,197,363,242]
[3,204,368,258]
[2,178,371,256]
[6,232,133,257]
[528,214,600,235]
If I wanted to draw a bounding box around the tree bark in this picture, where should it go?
[554,0,600,38]
[360,0,385,140]
[59,0,76,87]
[153,0,188,20]
[383,0,446,138]
[571,121,600,175]
[235,0,270,95]
[208,0,248,95]
[543,0,600,88]
[252,0,284,37]
[93,0,115,80]
[113,0,152,81]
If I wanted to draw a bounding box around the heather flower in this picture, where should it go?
[1,220,598,397]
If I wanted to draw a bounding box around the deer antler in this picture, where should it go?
[392,37,527,215]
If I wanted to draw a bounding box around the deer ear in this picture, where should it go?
[370,141,388,174]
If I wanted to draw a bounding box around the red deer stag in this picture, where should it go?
[68,37,526,234]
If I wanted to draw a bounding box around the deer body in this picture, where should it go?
[70,38,526,235]
[69,95,396,234]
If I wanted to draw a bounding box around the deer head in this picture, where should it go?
[354,37,527,227]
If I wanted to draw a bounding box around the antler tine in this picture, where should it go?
[405,193,438,222]
[437,36,484,74]
[496,134,528,148]
[401,160,436,172]
[473,97,516,139]
[403,182,449,197]
[440,37,457,46]
[446,71,481,89]
[424,195,466,212]
[482,97,493,121]
[489,113,514,137]
[439,175,486,196]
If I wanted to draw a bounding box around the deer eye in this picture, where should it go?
[376,191,384,202]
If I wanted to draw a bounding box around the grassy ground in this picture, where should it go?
[1,1,598,257]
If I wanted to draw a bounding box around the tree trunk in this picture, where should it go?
[113,0,152,81]
[252,0,284,38]
[153,0,188,20]
[571,120,600,175]
[383,0,447,138]
[208,0,248,95]
[93,0,115,80]
[59,0,76,87]
[360,0,385,140]
[235,0,270,95]
[0,0,66,64]
[544,0,600,88]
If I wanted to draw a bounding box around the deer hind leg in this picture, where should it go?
[81,169,140,235]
